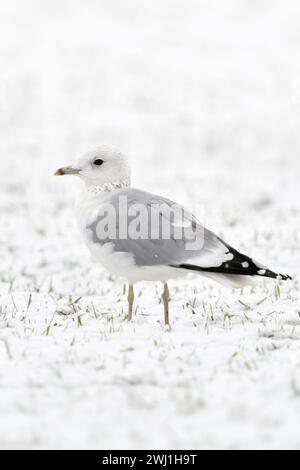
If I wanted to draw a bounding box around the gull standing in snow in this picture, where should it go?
[55,145,291,327]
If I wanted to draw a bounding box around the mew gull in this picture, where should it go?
[54,145,291,327]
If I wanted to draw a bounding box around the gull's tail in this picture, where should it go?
[172,243,292,288]
[178,261,292,281]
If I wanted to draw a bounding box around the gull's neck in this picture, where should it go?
[76,177,131,228]
[85,177,131,195]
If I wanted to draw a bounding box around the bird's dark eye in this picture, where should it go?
[93,158,104,166]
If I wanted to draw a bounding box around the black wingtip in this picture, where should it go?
[275,273,292,281]
[175,263,293,281]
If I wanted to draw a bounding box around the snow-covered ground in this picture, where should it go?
[0,0,300,450]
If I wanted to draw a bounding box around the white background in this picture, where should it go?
[0,0,299,449]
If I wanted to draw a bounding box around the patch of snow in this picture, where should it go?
[0,0,299,451]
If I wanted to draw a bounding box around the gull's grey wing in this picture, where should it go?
[86,188,291,281]
[87,188,236,268]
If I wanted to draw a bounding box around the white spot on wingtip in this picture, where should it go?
[258,269,266,275]
[242,262,249,268]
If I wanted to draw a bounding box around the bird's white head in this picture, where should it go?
[54,145,131,189]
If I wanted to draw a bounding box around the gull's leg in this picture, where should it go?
[127,284,135,321]
[162,283,171,327]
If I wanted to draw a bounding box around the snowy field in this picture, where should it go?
[0,0,300,450]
